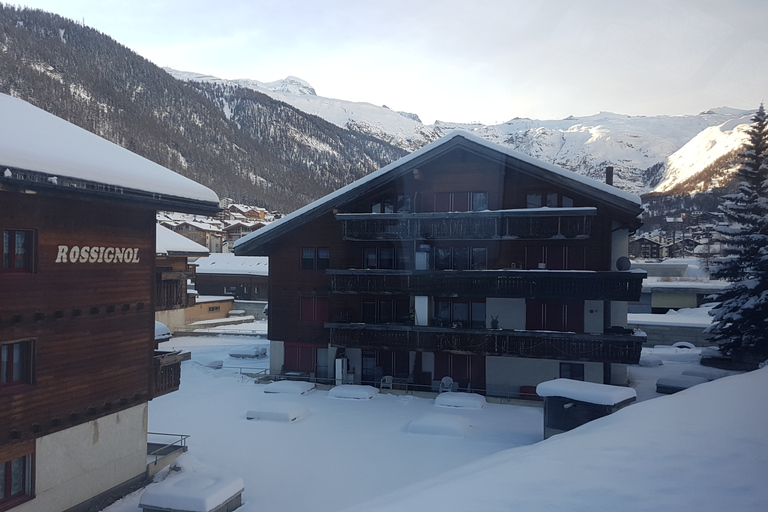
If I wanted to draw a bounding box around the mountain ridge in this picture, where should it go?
[165,68,752,196]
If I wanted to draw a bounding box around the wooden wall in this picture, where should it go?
[0,191,155,447]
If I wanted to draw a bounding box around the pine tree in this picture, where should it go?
[706,104,768,360]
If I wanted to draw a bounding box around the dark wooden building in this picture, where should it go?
[235,132,645,395]
[155,224,209,332]
[194,253,269,301]
[0,94,219,512]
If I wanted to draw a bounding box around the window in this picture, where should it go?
[0,340,34,389]
[471,248,487,270]
[434,246,487,270]
[362,247,402,269]
[526,191,574,208]
[208,306,220,312]
[300,297,329,322]
[361,299,402,323]
[434,300,485,328]
[433,192,487,212]
[372,194,411,213]
[301,247,330,271]
[0,448,34,508]
[2,230,34,273]
[560,362,585,381]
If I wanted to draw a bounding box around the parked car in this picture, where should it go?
[154,321,172,343]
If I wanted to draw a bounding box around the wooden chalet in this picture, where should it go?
[194,253,269,301]
[235,132,646,396]
[0,94,219,512]
[155,224,209,332]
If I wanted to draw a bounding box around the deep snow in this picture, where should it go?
[101,320,765,511]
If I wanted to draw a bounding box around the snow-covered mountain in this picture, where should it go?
[166,68,753,196]
[165,68,441,152]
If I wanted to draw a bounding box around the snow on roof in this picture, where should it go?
[0,93,219,206]
[536,378,637,405]
[195,253,268,276]
[156,224,209,256]
[138,462,244,512]
[235,131,641,254]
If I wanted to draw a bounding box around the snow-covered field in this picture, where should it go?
[102,321,767,512]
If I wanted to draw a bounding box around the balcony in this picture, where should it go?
[326,324,643,364]
[336,207,596,241]
[151,350,191,398]
[328,269,646,302]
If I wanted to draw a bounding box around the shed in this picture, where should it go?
[536,379,637,439]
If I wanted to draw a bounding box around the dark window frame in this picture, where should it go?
[0,339,35,390]
[301,247,330,271]
[2,229,35,273]
[0,444,34,508]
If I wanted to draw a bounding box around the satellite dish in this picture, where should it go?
[616,256,631,271]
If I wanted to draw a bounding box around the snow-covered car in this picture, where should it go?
[154,321,172,343]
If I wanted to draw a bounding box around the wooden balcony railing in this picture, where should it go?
[328,269,646,302]
[336,208,596,241]
[326,324,643,364]
[156,272,189,311]
[151,350,191,399]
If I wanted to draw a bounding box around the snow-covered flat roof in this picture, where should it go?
[536,378,637,405]
[195,253,268,276]
[0,93,219,209]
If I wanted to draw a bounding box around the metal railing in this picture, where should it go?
[147,432,190,466]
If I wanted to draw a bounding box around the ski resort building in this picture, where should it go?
[235,132,646,396]
[0,94,219,512]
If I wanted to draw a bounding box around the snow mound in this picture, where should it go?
[229,347,267,358]
[656,375,708,394]
[328,385,379,400]
[407,414,471,437]
[639,354,663,367]
[202,360,223,370]
[139,458,244,512]
[247,403,309,422]
[434,392,486,409]
[681,368,731,381]
[263,381,315,395]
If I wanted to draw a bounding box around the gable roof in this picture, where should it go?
[0,93,219,215]
[156,224,210,257]
[235,131,642,256]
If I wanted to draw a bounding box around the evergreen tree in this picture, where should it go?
[707,104,768,359]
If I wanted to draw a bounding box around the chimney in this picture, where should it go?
[606,166,614,186]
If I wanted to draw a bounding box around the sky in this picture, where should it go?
[15,0,768,125]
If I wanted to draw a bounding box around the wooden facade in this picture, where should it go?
[1,193,156,446]
[0,92,220,512]
[236,133,645,393]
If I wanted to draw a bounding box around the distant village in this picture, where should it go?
[157,198,282,254]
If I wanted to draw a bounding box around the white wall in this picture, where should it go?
[270,339,285,375]
[610,222,631,328]
[584,300,604,334]
[414,296,429,326]
[485,356,604,397]
[16,404,148,512]
[486,298,526,330]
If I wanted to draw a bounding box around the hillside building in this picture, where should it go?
[0,94,219,512]
[235,132,646,396]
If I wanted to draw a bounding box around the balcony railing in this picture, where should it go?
[336,208,596,241]
[326,324,643,364]
[328,269,646,302]
[152,350,191,398]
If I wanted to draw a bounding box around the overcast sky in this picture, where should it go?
[16,0,768,125]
